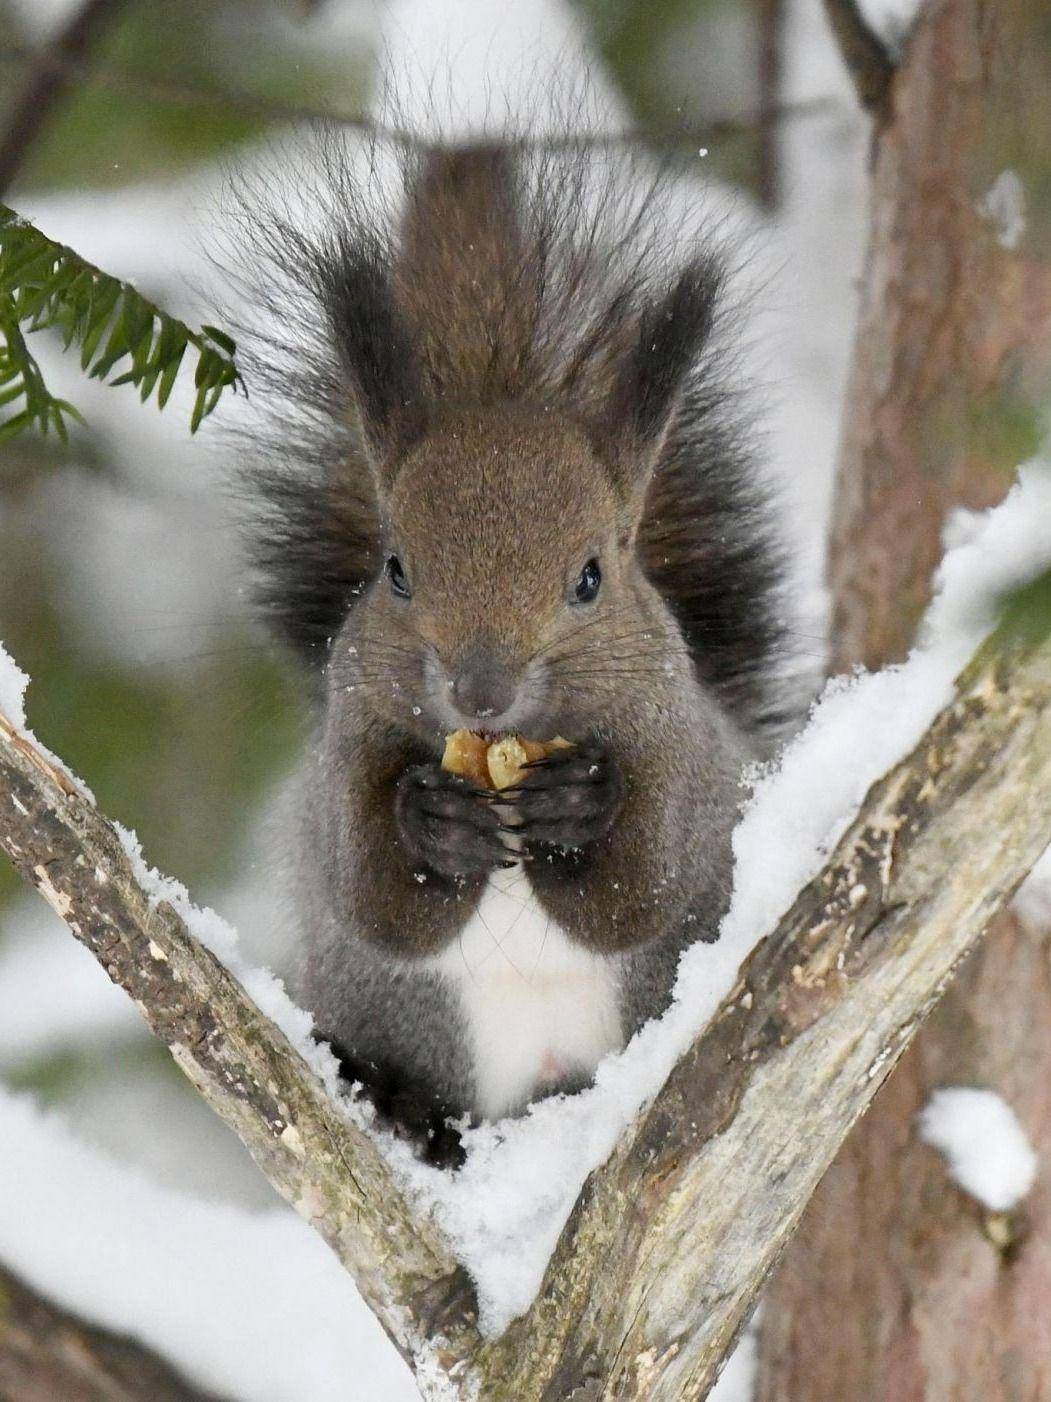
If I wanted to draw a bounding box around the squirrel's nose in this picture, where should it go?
[451,652,518,721]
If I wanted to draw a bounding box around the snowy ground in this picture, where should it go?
[3,0,1045,1399]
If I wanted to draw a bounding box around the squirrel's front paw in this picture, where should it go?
[396,764,512,879]
[504,742,622,852]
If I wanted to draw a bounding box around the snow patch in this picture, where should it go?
[857,0,926,50]
[979,170,1027,252]
[710,1323,759,1402]
[1015,844,1051,928]
[919,1087,1038,1212]
[0,643,29,731]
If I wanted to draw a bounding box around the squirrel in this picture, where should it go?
[238,136,794,1166]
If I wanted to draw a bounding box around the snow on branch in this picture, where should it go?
[1,481,1050,1397]
[0,684,482,1382]
[478,593,1051,1398]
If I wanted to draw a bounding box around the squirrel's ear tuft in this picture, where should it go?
[324,236,425,472]
[607,256,721,483]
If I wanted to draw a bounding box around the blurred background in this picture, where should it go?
[0,0,889,1395]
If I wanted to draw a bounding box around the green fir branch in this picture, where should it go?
[0,203,242,441]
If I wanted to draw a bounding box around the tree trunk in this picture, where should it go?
[757,0,1051,1395]
[756,0,785,209]
[827,0,1051,673]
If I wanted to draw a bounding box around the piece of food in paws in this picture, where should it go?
[442,730,571,791]
[486,735,570,790]
[440,729,491,788]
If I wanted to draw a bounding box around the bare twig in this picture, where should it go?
[756,0,786,208]
[0,0,128,196]
[821,0,896,118]
[0,1263,227,1402]
[0,43,836,154]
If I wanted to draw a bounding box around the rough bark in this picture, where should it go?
[0,1264,227,1402]
[0,711,482,1382]
[828,0,1051,675]
[758,904,1051,1402]
[758,0,1051,1396]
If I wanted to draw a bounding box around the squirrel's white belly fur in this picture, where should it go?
[427,864,622,1119]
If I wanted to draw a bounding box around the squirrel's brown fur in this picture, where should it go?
[233,131,799,1162]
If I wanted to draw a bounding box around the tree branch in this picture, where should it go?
[820,0,896,118]
[0,1263,226,1402]
[0,713,482,1381]
[0,0,128,197]
[1,603,1049,1399]
[477,615,1051,1398]
[0,43,835,154]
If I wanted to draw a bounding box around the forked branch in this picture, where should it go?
[1,603,1049,1399]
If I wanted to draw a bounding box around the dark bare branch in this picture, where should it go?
[0,43,835,154]
[0,0,128,196]
[0,1263,226,1402]
[821,0,895,118]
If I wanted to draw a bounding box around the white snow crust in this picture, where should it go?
[0,643,29,731]
[979,170,1027,252]
[0,639,343,1097]
[114,822,344,1096]
[857,0,927,49]
[919,1087,1038,1212]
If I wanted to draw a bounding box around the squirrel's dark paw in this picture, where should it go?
[325,1036,466,1171]
[502,742,622,851]
[396,762,512,879]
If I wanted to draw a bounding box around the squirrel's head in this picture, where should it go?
[324,255,720,740]
[345,409,669,735]
[243,142,791,745]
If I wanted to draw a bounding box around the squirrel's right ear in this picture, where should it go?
[324,237,425,477]
[605,256,721,497]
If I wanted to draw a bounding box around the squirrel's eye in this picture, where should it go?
[386,554,411,599]
[573,558,602,604]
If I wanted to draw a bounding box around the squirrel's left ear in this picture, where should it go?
[324,237,426,480]
[605,256,721,496]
